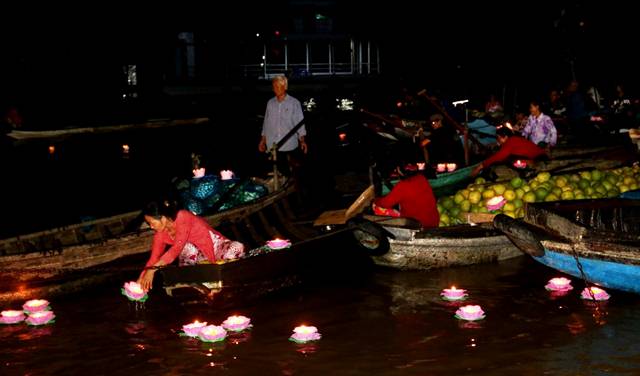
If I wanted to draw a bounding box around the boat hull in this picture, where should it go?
[372,225,521,270]
[533,241,640,294]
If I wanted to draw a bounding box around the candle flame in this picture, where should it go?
[590,287,603,294]
[30,311,50,318]
[2,310,22,317]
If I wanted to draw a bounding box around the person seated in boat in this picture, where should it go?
[421,113,464,165]
[373,161,439,228]
[522,100,557,149]
[137,201,245,291]
[471,127,548,176]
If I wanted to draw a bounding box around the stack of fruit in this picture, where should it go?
[437,165,640,227]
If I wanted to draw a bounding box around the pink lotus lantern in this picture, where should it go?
[446,163,457,172]
[416,162,426,171]
[289,325,321,343]
[436,163,446,173]
[513,160,527,169]
[198,325,227,343]
[1,310,26,324]
[22,299,50,314]
[220,170,235,180]
[121,281,148,302]
[266,238,291,250]
[182,320,208,337]
[193,167,206,178]
[441,286,468,301]
[545,277,573,292]
[455,305,486,321]
[580,286,610,301]
[26,310,55,326]
[222,315,252,332]
[486,196,506,211]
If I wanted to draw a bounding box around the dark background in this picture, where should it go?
[1,1,637,127]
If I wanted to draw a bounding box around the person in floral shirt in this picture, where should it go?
[522,101,557,148]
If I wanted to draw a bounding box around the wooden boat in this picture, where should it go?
[6,117,209,141]
[352,216,521,270]
[381,163,481,196]
[0,180,336,303]
[493,199,640,294]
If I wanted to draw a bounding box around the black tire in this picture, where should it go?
[348,218,390,256]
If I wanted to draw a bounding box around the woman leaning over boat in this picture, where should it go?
[138,201,245,291]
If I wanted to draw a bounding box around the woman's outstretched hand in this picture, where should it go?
[138,269,156,291]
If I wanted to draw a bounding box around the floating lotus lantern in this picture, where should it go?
[222,315,252,332]
[545,277,573,292]
[455,305,486,321]
[182,320,208,337]
[26,310,55,326]
[513,160,527,169]
[193,167,206,178]
[1,310,26,324]
[436,163,446,173]
[198,325,227,343]
[446,163,457,172]
[486,196,506,211]
[22,299,50,314]
[266,238,291,250]
[220,170,235,180]
[580,286,610,301]
[122,144,130,154]
[121,281,148,302]
[441,286,468,301]
[289,325,321,343]
[416,162,426,171]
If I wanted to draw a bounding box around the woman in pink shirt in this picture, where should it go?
[137,201,245,291]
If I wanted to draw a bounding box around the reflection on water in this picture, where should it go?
[1,257,640,375]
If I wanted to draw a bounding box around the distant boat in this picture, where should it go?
[6,117,210,140]
[494,199,640,294]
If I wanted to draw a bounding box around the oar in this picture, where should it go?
[313,185,375,226]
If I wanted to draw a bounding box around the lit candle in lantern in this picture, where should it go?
[436,163,446,173]
[22,299,50,314]
[486,196,506,211]
[198,325,227,343]
[193,167,206,178]
[289,325,321,343]
[545,277,573,292]
[222,315,252,332]
[122,144,130,154]
[220,170,235,180]
[455,305,486,321]
[446,163,457,172]
[416,162,426,171]
[182,320,208,337]
[121,281,148,302]
[26,310,55,326]
[441,286,468,301]
[513,160,527,169]
[266,238,291,250]
[48,145,56,155]
[580,286,610,301]
[0,310,26,324]
[339,133,347,142]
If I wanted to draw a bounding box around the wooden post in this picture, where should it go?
[271,144,279,190]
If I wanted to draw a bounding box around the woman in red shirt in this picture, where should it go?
[137,201,245,291]
[374,163,440,228]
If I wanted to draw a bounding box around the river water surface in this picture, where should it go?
[2,256,640,375]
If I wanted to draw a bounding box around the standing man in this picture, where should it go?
[258,75,307,177]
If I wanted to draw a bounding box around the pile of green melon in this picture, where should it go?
[437,165,640,227]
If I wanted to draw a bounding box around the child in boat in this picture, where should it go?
[137,201,245,291]
[373,161,440,228]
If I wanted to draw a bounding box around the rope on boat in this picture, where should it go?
[569,242,608,324]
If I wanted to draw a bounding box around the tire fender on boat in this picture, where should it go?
[347,217,394,256]
[493,214,545,257]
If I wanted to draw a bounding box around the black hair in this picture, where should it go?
[496,127,514,138]
[529,100,541,109]
[143,200,179,220]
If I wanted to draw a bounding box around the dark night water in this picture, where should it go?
[2,256,640,375]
